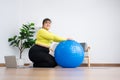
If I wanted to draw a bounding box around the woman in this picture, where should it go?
[29,18,69,68]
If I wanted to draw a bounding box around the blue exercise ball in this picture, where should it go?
[55,40,84,68]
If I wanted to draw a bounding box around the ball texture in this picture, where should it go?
[55,40,84,68]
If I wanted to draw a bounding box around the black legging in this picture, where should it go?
[28,45,57,68]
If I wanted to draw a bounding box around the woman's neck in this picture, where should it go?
[42,27,49,31]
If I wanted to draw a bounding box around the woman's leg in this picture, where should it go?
[29,45,57,68]
[33,53,57,68]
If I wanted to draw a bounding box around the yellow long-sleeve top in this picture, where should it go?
[35,28,66,47]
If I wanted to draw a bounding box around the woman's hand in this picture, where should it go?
[67,38,73,40]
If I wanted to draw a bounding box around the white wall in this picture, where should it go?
[0,0,20,62]
[0,0,120,63]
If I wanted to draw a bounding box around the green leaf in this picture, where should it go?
[8,22,36,55]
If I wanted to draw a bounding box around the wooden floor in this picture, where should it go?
[0,67,120,80]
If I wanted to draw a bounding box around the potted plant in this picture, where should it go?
[8,23,36,66]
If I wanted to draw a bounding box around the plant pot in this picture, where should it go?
[17,58,24,68]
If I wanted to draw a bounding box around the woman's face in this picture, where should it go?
[43,20,51,30]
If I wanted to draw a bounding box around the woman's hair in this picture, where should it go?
[42,18,52,25]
